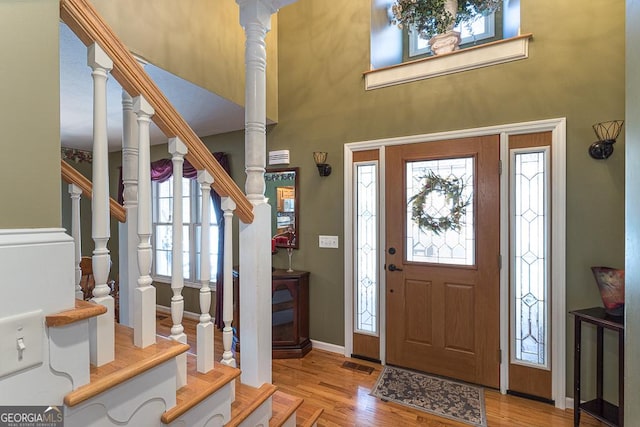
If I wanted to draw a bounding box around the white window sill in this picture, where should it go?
[364,33,532,90]
[152,276,215,289]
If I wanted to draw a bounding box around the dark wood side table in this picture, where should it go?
[570,307,624,427]
[233,268,312,359]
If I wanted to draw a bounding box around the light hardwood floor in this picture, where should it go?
[158,314,604,426]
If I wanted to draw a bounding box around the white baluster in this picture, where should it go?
[197,170,214,373]
[118,90,139,327]
[87,43,115,367]
[69,183,83,300]
[220,197,237,368]
[133,95,156,348]
[169,137,188,387]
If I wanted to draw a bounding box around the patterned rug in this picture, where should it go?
[370,366,487,426]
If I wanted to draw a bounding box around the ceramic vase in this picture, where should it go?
[591,266,625,316]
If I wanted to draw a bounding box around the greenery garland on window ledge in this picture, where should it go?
[409,171,470,235]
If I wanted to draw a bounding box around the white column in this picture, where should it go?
[87,43,115,367]
[118,90,139,327]
[69,183,83,300]
[197,170,215,373]
[236,0,296,387]
[169,137,188,387]
[220,197,237,368]
[133,95,156,348]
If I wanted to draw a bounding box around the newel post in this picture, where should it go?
[236,0,296,387]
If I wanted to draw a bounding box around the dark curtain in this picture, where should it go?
[118,153,230,329]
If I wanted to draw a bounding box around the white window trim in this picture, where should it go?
[364,33,532,90]
[344,117,566,408]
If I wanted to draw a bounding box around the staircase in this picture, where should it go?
[46,0,324,425]
[43,292,322,426]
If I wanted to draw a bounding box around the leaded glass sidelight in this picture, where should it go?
[406,157,475,266]
[512,149,549,368]
[354,162,378,334]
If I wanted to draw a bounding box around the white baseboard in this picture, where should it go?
[565,397,574,409]
[311,339,345,355]
[156,304,203,322]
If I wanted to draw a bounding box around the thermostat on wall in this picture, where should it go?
[269,150,290,165]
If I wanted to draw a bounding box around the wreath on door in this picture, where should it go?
[409,171,470,235]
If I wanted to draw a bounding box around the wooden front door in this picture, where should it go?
[385,135,501,388]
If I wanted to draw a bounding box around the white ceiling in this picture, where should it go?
[59,23,247,152]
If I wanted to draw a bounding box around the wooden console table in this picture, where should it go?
[233,269,312,359]
[570,307,624,427]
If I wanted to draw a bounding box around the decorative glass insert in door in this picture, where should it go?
[406,157,475,265]
[354,162,378,334]
[511,149,549,368]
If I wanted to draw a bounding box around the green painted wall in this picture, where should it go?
[268,0,625,400]
[0,0,60,228]
[89,0,279,122]
[93,0,625,402]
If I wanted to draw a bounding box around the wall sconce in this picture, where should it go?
[313,152,332,177]
[589,120,624,160]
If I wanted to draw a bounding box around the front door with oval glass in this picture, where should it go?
[385,135,500,388]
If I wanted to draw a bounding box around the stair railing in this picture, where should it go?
[60,0,243,373]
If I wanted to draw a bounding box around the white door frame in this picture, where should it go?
[343,117,567,408]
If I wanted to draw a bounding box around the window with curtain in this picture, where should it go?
[151,175,219,285]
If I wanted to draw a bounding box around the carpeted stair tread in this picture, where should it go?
[64,323,189,407]
[161,355,241,424]
[269,390,304,426]
[226,381,278,427]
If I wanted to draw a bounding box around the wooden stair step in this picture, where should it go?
[294,402,324,427]
[161,355,241,424]
[64,323,189,407]
[269,390,303,426]
[46,299,107,327]
[226,381,278,427]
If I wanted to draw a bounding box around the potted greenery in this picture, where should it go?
[391,0,502,55]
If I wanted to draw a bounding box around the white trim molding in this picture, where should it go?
[343,117,566,408]
[364,34,532,90]
[310,339,345,355]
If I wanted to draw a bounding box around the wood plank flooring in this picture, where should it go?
[158,314,604,426]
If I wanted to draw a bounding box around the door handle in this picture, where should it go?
[388,264,403,272]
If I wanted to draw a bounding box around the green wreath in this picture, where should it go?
[409,171,470,235]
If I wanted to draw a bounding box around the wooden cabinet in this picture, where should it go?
[571,307,624,427]
[233,269,312,359]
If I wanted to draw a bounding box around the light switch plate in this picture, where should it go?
[0,310,43,378]
[319,235,339,248]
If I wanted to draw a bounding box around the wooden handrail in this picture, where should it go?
[60,0,254,224]
[61,160,126,223]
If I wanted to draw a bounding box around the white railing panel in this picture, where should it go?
[133,95,156,348]
[220,197,236,368]
[197,170,214,373]
[169,137,188,388]
[87,42,114,367]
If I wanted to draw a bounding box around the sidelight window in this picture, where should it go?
[354,162,379,335]
[510,148,550,368]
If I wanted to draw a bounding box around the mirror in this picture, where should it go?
[265,167,299,249]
